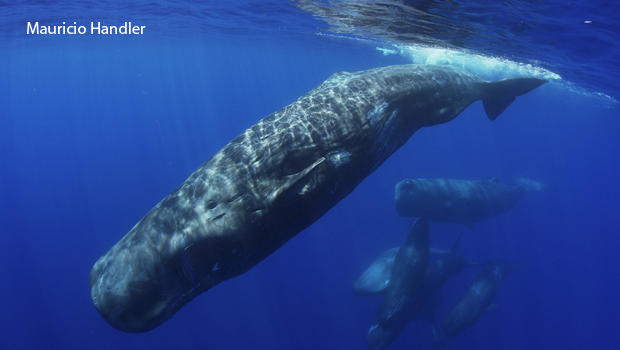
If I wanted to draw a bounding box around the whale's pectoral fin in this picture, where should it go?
[270,157,325,202]
[481,78,547,120]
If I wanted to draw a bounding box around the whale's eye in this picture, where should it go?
[206,201,217,210]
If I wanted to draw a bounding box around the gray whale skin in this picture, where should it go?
[89,64,545,332]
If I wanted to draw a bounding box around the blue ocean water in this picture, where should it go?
[1,1,619,349]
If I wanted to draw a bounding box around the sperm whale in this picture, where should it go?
[89,64,545,332]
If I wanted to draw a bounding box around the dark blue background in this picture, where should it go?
[2,13,619,350]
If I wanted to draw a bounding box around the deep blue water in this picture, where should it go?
[1,1,619,350]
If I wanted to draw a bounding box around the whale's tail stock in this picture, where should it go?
[481,77,547,120]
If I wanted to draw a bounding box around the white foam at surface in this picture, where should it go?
[385,44,561,81]
[377,44,618,106]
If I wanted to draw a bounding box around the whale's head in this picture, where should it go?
[89,222,231,332]
[89,244,183,332]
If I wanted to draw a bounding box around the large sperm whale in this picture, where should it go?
[89,64,545,332]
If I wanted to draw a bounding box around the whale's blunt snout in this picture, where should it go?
[89,255,176,333]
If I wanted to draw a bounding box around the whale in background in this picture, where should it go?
[395,177,544,224]
[377,218,430,328]
[368,218,429,350]
[441,261,512,338]
[354,247,400,296]
[89,64,546,332]
[353,241,473,297]
[359,235,475,350]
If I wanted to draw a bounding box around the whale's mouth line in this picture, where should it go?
[161,258,220,326]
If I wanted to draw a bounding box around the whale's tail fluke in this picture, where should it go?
[481,78,547,120]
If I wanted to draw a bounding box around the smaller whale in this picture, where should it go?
[395,177,544,224]
[377,218,430,329]
[354,247,400,296]
[441,261,512,338]
[426,235,482,289]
